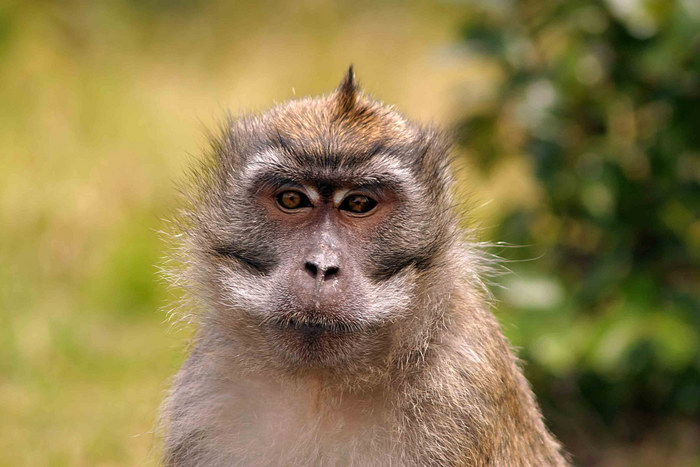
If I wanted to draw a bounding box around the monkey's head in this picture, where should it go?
[179,68,459,380]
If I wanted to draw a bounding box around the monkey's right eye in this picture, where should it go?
[276,190,312,211]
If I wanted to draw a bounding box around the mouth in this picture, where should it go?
[262,311,374,366]
[268,315,359,335]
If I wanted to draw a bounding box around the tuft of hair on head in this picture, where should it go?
[334,65,359,115]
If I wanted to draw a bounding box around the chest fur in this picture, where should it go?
[198,376,404,465]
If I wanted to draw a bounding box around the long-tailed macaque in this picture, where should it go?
[161,68,568,466]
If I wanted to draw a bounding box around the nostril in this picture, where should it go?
[305,262,318,278]
[304,261,339,281]
[324,266,340,280]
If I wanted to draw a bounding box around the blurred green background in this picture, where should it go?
[0,0,697,465]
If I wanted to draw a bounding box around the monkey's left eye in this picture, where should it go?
[276,190,312,211]
[340,194,377,215]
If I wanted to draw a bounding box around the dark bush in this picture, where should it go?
[456,0,699,462]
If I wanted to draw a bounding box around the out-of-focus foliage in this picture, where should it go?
[456,0,699,462]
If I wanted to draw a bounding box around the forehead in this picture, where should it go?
[236,95,424,190]
[261,95,419,162]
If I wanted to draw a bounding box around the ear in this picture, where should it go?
[334,65,359,113]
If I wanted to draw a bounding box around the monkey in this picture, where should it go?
[160,67,568,466]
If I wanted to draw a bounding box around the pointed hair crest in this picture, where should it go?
[334,65,359,115]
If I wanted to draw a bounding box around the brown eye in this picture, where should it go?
[276,190,311,210]
[340,194,377,215]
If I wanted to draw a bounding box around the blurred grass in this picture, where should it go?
[0,1,496,464]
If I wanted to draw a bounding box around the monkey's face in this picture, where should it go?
[185,74,454,372]
[238,165,409,367]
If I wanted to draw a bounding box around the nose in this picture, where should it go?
[302,224,341,285]
[304,260,340,282]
